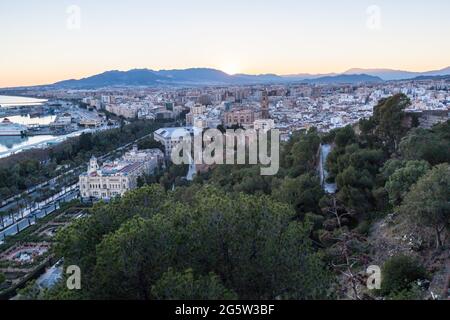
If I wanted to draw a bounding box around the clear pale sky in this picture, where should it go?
[1,0,449,87]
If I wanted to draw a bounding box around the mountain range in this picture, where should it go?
[54,69,287,88]
[343,67,450,81]
[17,66,450,89]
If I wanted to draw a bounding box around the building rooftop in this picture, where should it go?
[155,127,194,139]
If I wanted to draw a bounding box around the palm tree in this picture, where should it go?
[0,212,5,229]
[8,208,15,224]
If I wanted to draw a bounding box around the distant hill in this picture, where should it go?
[54,69,167,88]
[304,74,383,84]
[283,72,338,81]
[53,68,287,88]
[51,68,382,88]
[29,65,450,89]
[409,74,450,81]
[343,66,450,81]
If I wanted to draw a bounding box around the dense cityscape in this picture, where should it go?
[0,1,449,316]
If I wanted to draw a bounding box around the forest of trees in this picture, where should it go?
[40,94,449,300]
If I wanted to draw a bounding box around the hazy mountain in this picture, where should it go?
[343,67,450,81]
[233,73,284,83]
[421,66,450,77]
[53,68,287,88]
[283,73,338,80]
[48,66,450,89]
[409,74,450,81]
[54,69,167,88]
[156,68,233,84]
[51,68,382,88]
[304,74,383,84]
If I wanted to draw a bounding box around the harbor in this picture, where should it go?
[0,95,111,158]
[0,95,47,108]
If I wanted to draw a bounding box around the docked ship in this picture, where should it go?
[0,118,28,136]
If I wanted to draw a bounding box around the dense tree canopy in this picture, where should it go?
[273,173,324,217]
[384,160,430,206]
[399,125,450,166]
[398,164,450,248]
[372,94,412,152]
[281,128,321,178]
[326,136,386,215]
[54,185,332,300]
[151,269,237,300]
[381,255,428,297]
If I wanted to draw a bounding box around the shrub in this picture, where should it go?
[381,255,427,296]
[387,284,424,300]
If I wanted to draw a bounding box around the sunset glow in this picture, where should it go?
[1,0,449,87]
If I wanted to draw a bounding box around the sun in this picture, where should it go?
[221,64,240,75]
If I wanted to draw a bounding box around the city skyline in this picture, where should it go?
[1,0,450,87]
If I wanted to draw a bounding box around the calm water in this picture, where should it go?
[1,114,56,126]
[0,126,113,159]
[0,114,58,156]
[0,95,47,107]
[0,95,60,157]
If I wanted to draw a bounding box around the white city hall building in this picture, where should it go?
[79,146,164,201]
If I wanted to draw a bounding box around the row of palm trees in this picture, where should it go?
[0,188,58,231]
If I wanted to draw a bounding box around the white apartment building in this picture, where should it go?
[154,127,194,157]
[79,146,164,201]
[186,104,206,125]
[106,103,140,119]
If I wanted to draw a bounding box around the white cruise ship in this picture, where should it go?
[0,118,28,136]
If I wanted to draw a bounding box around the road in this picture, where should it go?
[0,132,154,241]
[0,187,79,241]
[0,184,78,230]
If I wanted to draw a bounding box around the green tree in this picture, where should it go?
[0,272,5,285]
[372,94,411,152]
[399,128,450,165]
[209,165,274,195]
[282,128,321,178]
[386,284,424,300]
[137,136,164,152]
[380,159,406,182]
[398,164,450,249]
[151,269,237,300]
[334,125,356,148]
[55,185,332,300]
[78,133,93,152]
[326,139,386,214]
[385,160,430,205]
[336,166,374,214]
[381,255,427,296]
[94,215,177,299]
[272,173,324,217]
[16,280,41,300]
[54,184,168,295]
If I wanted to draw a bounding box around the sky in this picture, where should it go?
[1,0,450,87]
